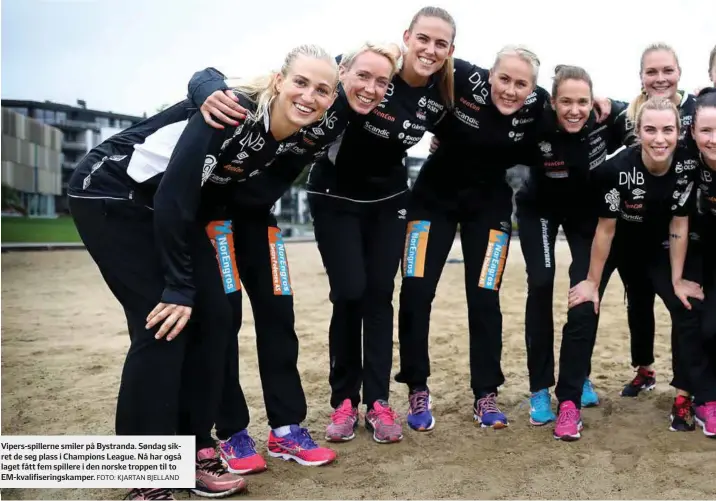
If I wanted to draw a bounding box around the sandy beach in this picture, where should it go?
[2,239,714,500]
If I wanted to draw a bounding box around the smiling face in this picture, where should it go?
[402,15,454,79]
[638,108,679,165]
[339,50,394,114]
[641,49,681,99]
[693,106,716,166]
[552,78,592,133]
[489,54,536,115]
[274,54,337,128]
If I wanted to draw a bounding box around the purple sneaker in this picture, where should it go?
[473,393,508,429]
[407,388,435,431]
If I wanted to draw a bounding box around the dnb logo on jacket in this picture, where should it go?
[206,220,240,294]
[268,227,292,295]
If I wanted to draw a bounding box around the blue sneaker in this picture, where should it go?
[407,388,435,431]
[474,393,508,429]
[581,379,599,407]
[529,389,556,425]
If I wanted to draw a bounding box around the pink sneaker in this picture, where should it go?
[694,401,716,438]
[193,447,247,498]
[365,400,403,444]
[325,398,359,442]
[554,401,583,441]
[219,430,267,474]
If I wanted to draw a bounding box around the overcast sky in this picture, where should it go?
[2,0,713,157]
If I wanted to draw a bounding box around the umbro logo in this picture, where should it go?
[632,188,646,200]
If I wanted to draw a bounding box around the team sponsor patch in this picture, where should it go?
[206,220,240,294]
[268,227,292,295]
[478,230,509,290]
[403,220,430,278]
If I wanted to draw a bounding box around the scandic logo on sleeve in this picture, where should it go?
[478,230,509,290]
[268,227,292,296]
[403,221,430,278]
[205,220,240,294]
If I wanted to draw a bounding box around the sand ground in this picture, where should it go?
[2,240,715,500]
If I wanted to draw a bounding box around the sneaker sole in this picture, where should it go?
[694,416,716,437]
[474,414,509,429]
[620,382,656,397]
[365,422,403,444]
[190,479,248,499]
[325,432,356,442]
[554,422,583,441]
[407,415,436,432]
[267,450,335,466]
[529,416,556,426]
[668,415,695,432]
[221,459,268,475]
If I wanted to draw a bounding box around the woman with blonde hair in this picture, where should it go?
[605,43,700,399]
[395,44,551,431]
[67,44,339,500]
[569,97,715,437]
[194,6,456,446]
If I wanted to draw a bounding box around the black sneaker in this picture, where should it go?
[620,367,656,397]
[669,395,696,432]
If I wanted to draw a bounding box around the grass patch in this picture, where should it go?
[1,217,81,243]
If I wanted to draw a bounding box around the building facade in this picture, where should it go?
[1,99,144,213]
[1,108,63,216]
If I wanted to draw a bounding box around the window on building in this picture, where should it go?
[44,109,55,121]
[56,111,67,122]
[11,107,28,116]
[96,117,110,127]
[32,108,43,120]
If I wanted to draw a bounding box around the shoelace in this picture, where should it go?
[287,427,318,450]
[477,393,501,414]
[557,406,580,425]
[531,392,550,412]
[331,402,356,424]
[198,456,228,476]
[372,404,399,425]
[125,488,173,500]
[227,432,256,459]
[409,390,430,414]
[701,402,716,420]
[143,489,174,500]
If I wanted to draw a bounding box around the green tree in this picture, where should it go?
[1,183,24,214]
